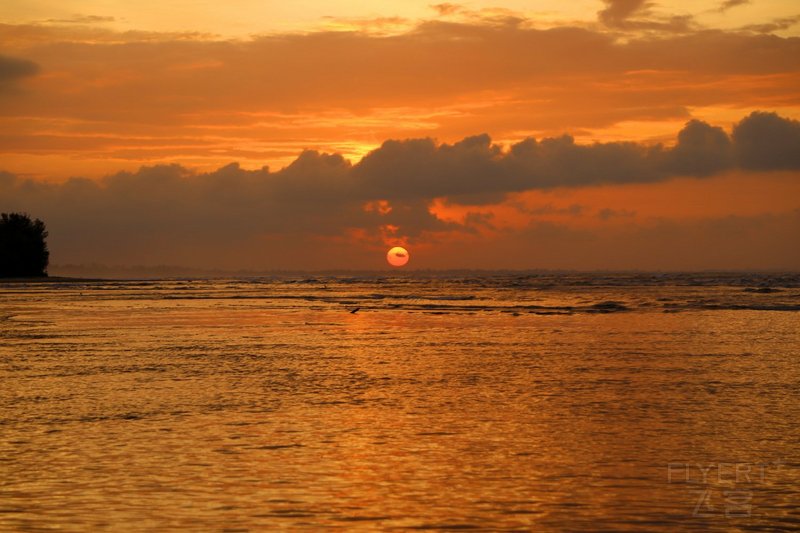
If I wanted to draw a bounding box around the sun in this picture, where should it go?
[387,246,409,267]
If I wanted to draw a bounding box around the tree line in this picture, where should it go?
[0,212,49,278]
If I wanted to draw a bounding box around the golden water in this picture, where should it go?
[1,276,799,530]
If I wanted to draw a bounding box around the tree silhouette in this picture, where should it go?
[0,213,49,277]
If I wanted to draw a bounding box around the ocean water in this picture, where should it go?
[1,273,799,531]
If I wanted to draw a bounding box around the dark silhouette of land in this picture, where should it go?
[0,277,108,284]
[0,213,49,278]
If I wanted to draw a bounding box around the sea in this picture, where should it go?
[1,272,799,531]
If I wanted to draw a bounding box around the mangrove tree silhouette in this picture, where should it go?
[0,212,49,277]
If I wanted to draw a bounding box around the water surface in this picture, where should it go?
[2,273,799,530]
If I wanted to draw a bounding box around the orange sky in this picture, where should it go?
[1,1,799,271]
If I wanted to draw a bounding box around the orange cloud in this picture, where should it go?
[1,19,799,178]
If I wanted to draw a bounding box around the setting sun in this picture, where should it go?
[386,246,409,267]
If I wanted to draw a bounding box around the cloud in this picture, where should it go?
[598,0,651,27]
[741,15,800,34]
[0,54,39,86]
[4,20,799,112]
[665,119,732,176]
[431,3,461,16]
[487,209,800,270]
[347,112,796,205]
[1,111,798,270]
[1,19,799,176]
[45,15,116,25]
[597,208,636,220]
[597,0,695,32]
[733,112,800,170]
[718,0,749,12]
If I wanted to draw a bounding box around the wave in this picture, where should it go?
[3,273,799,314]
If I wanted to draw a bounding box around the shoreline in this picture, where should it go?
[0,276,111,283]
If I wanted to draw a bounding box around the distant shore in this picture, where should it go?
[0,276,110,283]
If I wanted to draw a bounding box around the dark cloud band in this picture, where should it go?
[0,54,39,84]
[1,111,798,261]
